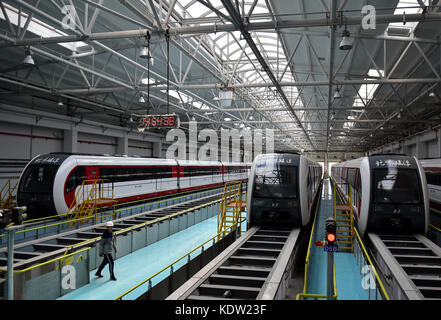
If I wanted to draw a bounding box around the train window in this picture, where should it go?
[373,168,420,204]
[426,172,441,186]
[65,167,86,193]
[20,165,58,193]
[347,168,356,188]
[253,165,298,199]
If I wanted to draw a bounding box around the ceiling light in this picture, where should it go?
[397,113,401,119]
[139,95,145,103]
[339,29,353,51]
[129,114,135,123]
[429,91,436,98]
[334,89,341,99]
[23,48,35,66]
[57,101,64,107]
[139,46,150,59]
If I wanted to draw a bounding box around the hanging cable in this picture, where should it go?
[147,32,150,116]
[166,29,170,115]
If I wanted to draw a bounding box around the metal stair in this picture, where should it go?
[333,182,354,252]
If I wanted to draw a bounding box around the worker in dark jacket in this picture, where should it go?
[95,221,117,281]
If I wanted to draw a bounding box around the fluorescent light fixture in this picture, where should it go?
[339,29,353,50]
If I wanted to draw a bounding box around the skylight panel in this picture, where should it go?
[388,0,429,34]
[0,3,87,52]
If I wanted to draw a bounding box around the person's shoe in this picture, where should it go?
[110,276,117,281]
[95,272,103,278]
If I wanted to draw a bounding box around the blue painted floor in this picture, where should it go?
[308,179,369,300]
[59,216,219,300]
[59,211,248,300]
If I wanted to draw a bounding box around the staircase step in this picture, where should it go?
[209,274,266,287]
[337,240,352,244]
[187,295,239,300]
[229,255,277,267]
[198,284,260,299]
[217,266,271,278]
[243,240,286,249]
[393,254,441,265]
[335,219,351,222]
[237,247,281,257]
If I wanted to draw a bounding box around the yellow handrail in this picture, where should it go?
[0,186,227,239]
[353,227,390,300]
[300,182,338,300]
[0,246,90,274]
[19,184,225,225]
[430,207,441,216]
[303,192,321,294]
[333,181,389,300]
[115,217,247,300]
[430,223,441,233]
[0,197,227,274]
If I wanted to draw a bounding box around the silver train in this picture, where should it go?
[331,154,429,236]
[246,153,322,228]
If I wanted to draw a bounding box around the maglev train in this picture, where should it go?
[16,153,251,218]
[331,154,429,236]
[419,158,441,211]
[246,153,322,228]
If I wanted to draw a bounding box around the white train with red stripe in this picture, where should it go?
[16,153,250,217]
[331,154,429,236]
[419,158,441,211]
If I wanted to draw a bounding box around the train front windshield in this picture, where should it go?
[19,165,57,193]
[253,161,297,199]
[373,168,420,204]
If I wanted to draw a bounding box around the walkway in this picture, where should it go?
[59,215,219,300]
[308,179,369,300]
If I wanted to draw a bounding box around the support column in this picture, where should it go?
[117,132,128,155]
[438,128,441,158]
[153,140,163,158]
[416,136,427,159]
[63,125,78,153]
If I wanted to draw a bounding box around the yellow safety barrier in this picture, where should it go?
[21,184,226,225]
[353,227,390,300]
[217,181,246,240]
[0,246,90,274]
[297,265,337,300]
[303,190,321,294]
[333,182,354,252]
[115,217,247,300]
[0,186,226,240]
[300,182,338,300]
[0,196,228,274]
[0,177,19,210]
[333,181,390,300]
[430,223,441,233]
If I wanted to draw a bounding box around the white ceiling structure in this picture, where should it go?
[0,0,441,154]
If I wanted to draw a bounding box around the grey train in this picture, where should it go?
[246,153,322,228]
[331,154,429,236]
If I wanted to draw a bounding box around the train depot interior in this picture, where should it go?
[1,0,441,307]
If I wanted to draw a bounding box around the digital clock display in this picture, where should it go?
[138,114,180,130]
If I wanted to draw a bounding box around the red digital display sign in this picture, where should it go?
[138,114,180,130]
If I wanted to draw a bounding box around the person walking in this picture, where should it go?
[95,221,117,281]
